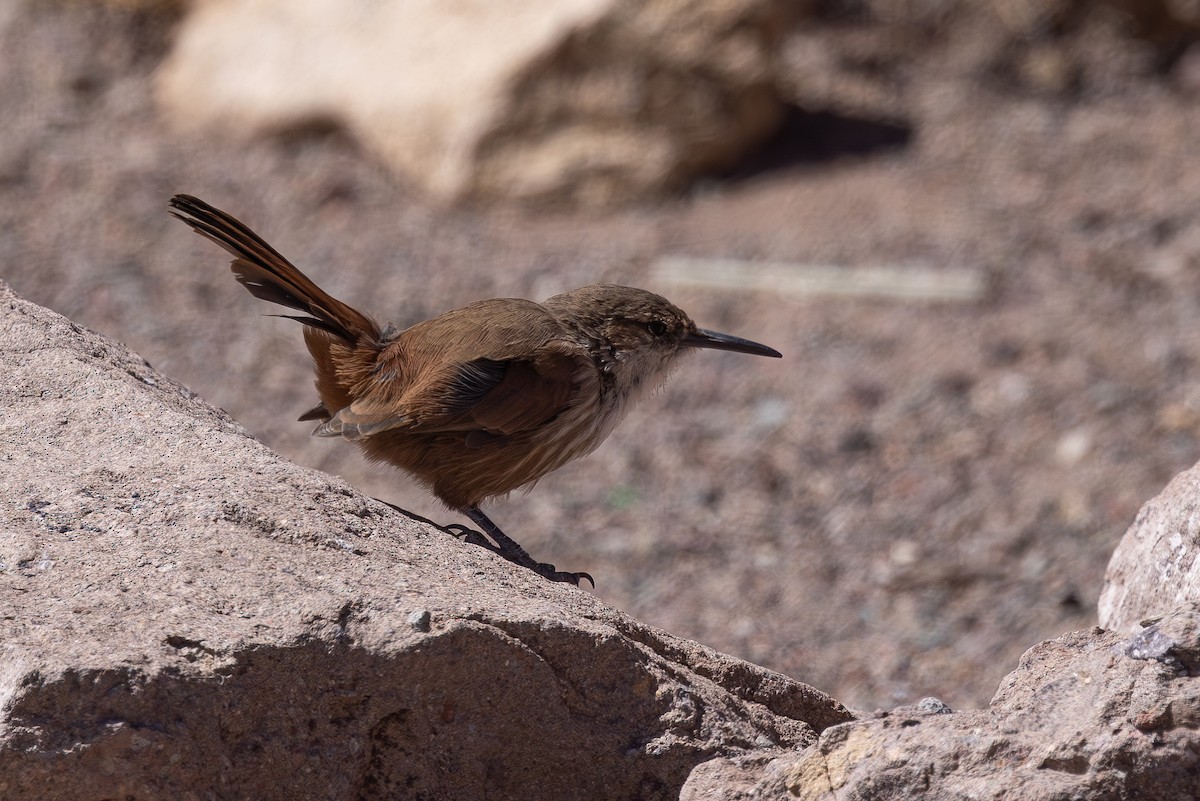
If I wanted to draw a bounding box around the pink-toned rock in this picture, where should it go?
[0,280,849,799]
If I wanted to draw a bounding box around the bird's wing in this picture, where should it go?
[454,350,581,434]
[313,299,588,441]
[319,349,582,440]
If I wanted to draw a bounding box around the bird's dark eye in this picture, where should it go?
[647,320,668,336]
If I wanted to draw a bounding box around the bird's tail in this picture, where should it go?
[168,194,381,344]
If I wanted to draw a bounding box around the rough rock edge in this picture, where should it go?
[1099,464,1200,634]
[682,604,1200,797]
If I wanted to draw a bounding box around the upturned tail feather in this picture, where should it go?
[168,194,380,344]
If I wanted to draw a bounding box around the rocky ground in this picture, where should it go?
[5,1,1200,712]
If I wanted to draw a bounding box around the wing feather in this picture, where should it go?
[310,298,587,441]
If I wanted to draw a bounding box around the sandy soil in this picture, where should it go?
[5,2,1200,710]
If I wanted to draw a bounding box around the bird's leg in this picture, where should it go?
[462,506,594,588]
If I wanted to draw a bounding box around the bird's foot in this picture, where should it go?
[458,507,595,588]
[448,524,593,586]
[386,502,595,587]
[530,563,595,588]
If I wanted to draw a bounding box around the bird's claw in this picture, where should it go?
[535,563,595,588]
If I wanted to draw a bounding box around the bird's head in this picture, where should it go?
[544,284,781,395]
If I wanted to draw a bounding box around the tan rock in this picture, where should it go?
[155,0,790,205]
[1099,465,1200,632]
[685,610,1200,799]
[0,280,849,799]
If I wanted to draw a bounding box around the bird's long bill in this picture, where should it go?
[685,328,782,358]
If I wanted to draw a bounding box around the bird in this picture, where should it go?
[168,194,781,586]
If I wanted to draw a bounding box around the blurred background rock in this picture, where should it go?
[4,0,1200,710]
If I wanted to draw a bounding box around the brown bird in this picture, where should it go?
[168,194,781,585]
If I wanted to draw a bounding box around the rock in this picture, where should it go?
[1099,465,1200,633]
[684,609,1200,800]
[155,0,791,206]
[0,280,850,799]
